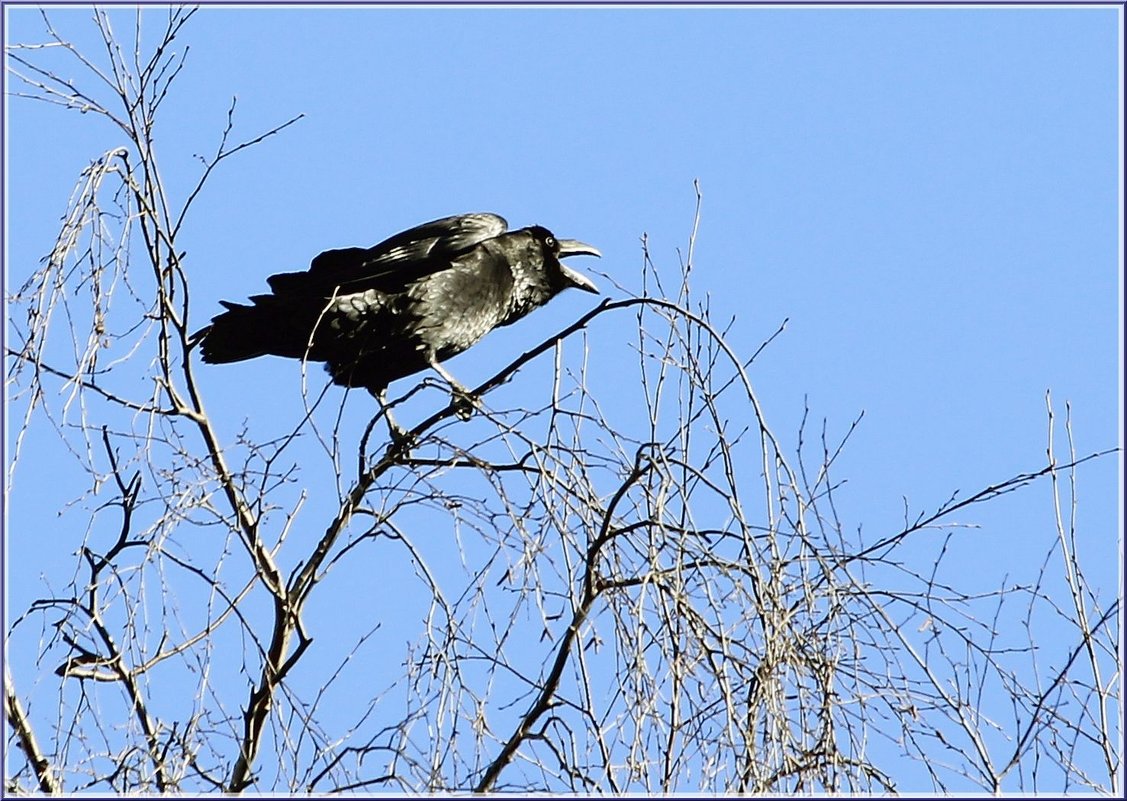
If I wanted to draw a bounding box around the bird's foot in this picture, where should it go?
[386,422,417,458]
[427,360,477,420]
[450,388,477,421]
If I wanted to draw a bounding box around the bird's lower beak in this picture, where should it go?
[558,239,600,293]
[561,265,599,294]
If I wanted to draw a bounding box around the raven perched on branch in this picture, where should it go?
[195,213,601,402]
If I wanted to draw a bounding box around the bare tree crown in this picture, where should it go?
[5,9,1119,795]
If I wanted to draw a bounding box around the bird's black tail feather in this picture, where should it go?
[197,298,307,364]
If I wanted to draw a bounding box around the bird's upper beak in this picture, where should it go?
[558,238,601,294]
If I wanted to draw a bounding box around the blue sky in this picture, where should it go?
[4,4,1121,793]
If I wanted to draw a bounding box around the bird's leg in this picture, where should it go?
[368,387,415,454]
[428,357,476,421]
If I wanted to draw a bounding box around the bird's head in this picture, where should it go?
[528,225,601,295]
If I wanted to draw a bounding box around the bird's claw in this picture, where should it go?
[450,389,477,421]
[386,423,416,458]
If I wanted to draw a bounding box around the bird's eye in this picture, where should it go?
[545,235,556,249]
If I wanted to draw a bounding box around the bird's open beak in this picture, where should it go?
[558,239,601,294]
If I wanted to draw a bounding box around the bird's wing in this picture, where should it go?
[354,213,508,272]
[267,213,509,295]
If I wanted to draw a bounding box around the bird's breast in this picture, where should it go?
[410,265,511,354]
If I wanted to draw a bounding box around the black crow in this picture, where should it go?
[195,213,600,403]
